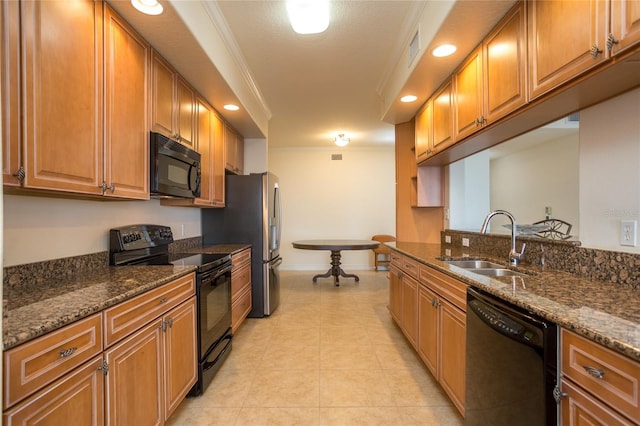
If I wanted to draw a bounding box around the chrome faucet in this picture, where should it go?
[480,210,526,266]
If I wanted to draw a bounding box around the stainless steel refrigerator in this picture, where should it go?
[202,172,282,317]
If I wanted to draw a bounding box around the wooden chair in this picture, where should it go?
[371,234,396,271]
[532,218,573,240]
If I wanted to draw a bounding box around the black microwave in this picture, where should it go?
[150,132,201,198]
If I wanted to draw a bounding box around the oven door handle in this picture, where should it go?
[202,335,232,372]
[211,264,233,281]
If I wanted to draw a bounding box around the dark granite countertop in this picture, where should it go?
[3,265,196,350]
[388,242,640,362]
[194,244,251,255]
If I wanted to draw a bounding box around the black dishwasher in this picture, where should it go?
[465,286,557,426]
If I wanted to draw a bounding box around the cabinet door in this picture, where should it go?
[388,266,402,323]
[211,111,226,206]
[163,298,197,420]
[483,2,527,123]
[105,318,164,426]
[610,0,640,56]
[224,124,237,172]
[432,79,453,152]
[418,284,438,377]
[1,0,20,187]
[195,97,213,204]
[528,0,608,100]
[104,5,149,200]
[22,0,103,194]
[151,52,175,138]
[176,76,196,149]
[401,275,419,348]
[561,379,634,426]
[439,301,466,416]
[3,356,105,426]
[454,47,483,141]
[414,101,432,162]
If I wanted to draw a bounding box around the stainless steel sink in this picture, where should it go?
[443,260,504,269]
[466,268,526,277]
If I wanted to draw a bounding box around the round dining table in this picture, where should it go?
[291,239,380,286]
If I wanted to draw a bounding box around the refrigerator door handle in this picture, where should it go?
[269,257,283,268]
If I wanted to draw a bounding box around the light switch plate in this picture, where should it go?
[462,238,470,247]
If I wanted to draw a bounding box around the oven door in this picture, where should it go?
[197,263,232,358]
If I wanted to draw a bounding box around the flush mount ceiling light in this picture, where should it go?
[131,0,163,15]
[286,0,330,35]
[400,95,418,103]
[223,104,240,111]
[432,44,457,57]
[334,134,350,147]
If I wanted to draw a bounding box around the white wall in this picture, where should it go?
[579,88,640,253]
[449,150,490,231]
[269,146,396,271]
[491,132,580,235]
[3,195,201,266]
[244,138,268,174]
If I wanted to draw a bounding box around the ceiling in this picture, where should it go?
[109,0,517,148]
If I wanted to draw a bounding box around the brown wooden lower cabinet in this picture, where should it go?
[388,249,466,417]
[231,248,252,332]
[3,356,105,426]
[2,273,197,425]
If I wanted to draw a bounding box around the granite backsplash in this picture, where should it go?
[442,230,640,288]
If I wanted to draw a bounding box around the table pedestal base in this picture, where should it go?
[312,250,359,286]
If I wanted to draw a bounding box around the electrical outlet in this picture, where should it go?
[445,248,451,256]
[445,235,451,244]
[620,220,637,247]
[181,224,185,237]
[462,238,470,247]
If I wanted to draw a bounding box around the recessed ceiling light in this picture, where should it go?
[131,0,163,15]
[286,0,330,35]
[334,134,350,147]
[432,44,457,57]
[400,95,418,103]
[224,104,240,111]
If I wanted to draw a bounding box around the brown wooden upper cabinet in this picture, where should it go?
[211,112,226,205]
[151,51,196,150]
[528,0,608,100]
[415,78,452,163]
[1,0,20,188]
[454,2,527,141]
[610,0,640,56]
[11,0,149,199]
[225,124,244,175]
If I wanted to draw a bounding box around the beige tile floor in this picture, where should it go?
[167,270,464,425]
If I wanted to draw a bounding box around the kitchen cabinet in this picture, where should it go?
[454,46,483,140]
[20,0,103,194]
[151,51,196,150]
[388,253,418,348]
[1,0,20,187]
[211,111,226,206]
[610,0,640,56]
[528,0,608,100]
[389,252,403,323]
[460,13,529,137]
[104,273,197,425]
[231,248,252,332]
[103,4,150,199]
[560,328,640,425]
[225,123,244,175]
[6,1,149,199]
[418,263,467,416]
[3,356,105,426]
[415,79,452,162]
[3,313,103,410]
[483,1,528,123]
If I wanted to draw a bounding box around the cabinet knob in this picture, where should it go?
[108,183,115,193]
[590,43,603,59]
[159,297,168,303]
[606,33,619,51]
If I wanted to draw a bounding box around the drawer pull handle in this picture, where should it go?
[59,347,77,358]
[159,297,168,303]
[583,365,605,379]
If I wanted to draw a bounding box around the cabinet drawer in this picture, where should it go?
[561,379,634,426]
[419,264,467,312]
[231,286,252,332]
[231,262,251,300]
[562,329,640,423]
[103,273,195,348]
[3,313,102,409]
[390,251,402,267]
[232,248,251,269]
[403,256,420,280]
